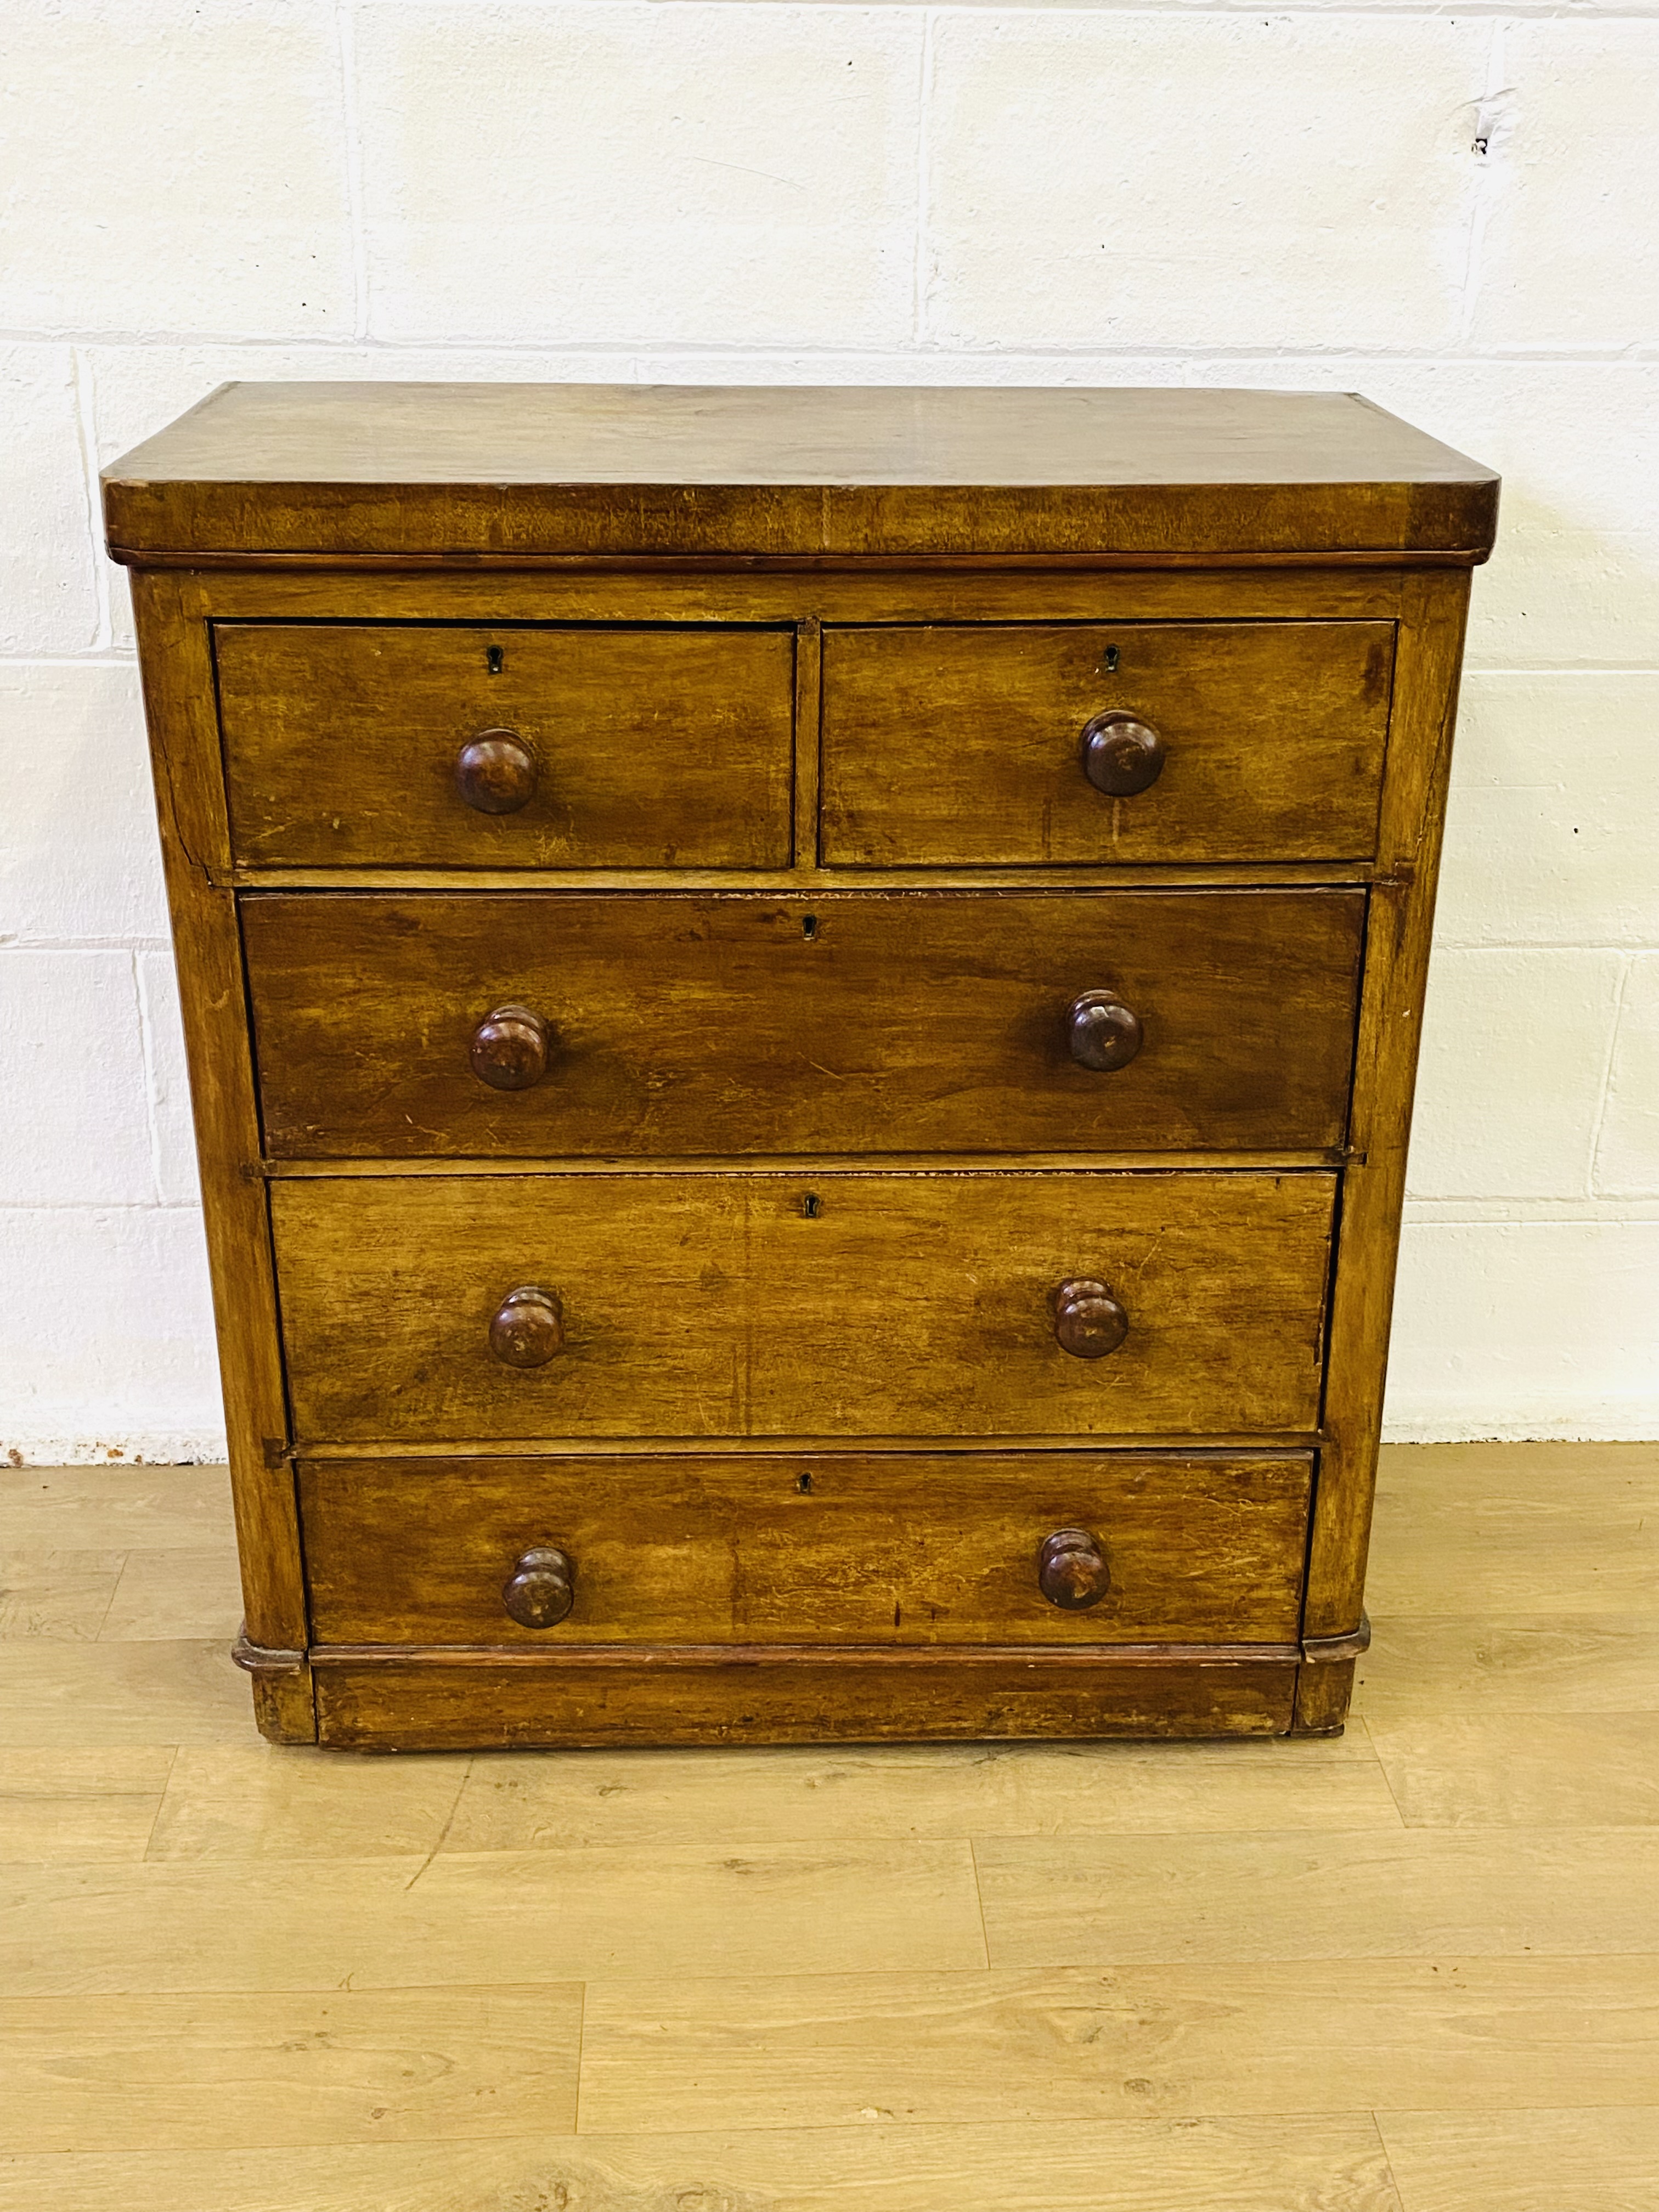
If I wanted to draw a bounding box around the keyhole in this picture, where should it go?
[1103,645,1120,674]
[802,914,817,940]
[802,1193,821,1219]
[796,1472,813,1494]
[487,645,505,675]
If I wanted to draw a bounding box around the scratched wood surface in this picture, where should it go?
[1,1440,1654,2210]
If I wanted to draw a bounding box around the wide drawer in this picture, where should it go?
[244,888,1365,1158]
[215,623,795,870]
[820,622,1394,865]
[271,1170,1336,1443]
[301,1451,1314,1646]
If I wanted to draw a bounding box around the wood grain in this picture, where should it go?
[128,573,312,1742]
[314,1655,1297,1751]
[1357,1616,1659,1719]
[575,1957,1659,2132]
[0,1551,126,1640]
[272,1170,1336,1444]
[973,1826,1659,1966]
[0,2115,1408,2211]
[0,1985,582,2150]
[101,382,1498,560]
[300,1452,1312,1647]
[1367,1714,1659,1829]
[0,1465,233,1552]
[0,1843,988,1993]
[443,1737,1395,1849]
[0,1751,174,1866]
[216,622,795,870]
[1367,1441,1659,1616]
[244,887,1364,1158]
[97,1549,241,1643]
[143,1746,470,1861]
[1378,2104,1659,2212]
[821,622,1394,866]
[0,1641,253,1748]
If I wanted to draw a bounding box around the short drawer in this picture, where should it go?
[244,888,1365,1159]
[215,623,795,870]
[271,1169,1335,1444]
[300,1451,1314,1647]
[820,621,1394,865]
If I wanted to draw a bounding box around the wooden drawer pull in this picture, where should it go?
[455,728,537,814]
[1082,712,1166,798]
[502,1545,574,1628]
[488,1285,565,1368]
[1053,1278,1128,1359]
[1067,990,1143,1072]
[1038,1527,1111,1610]
[469,1003,550,1091]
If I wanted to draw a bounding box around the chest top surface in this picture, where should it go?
[102,382,1498,563]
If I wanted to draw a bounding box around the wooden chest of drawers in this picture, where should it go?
[105,383,1497,1750]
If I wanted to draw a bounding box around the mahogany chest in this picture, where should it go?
[105,383,1497,1749]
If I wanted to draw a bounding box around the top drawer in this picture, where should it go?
[820,622,1394,867]
[215,624,795,871]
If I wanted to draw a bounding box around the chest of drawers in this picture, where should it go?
[106,383,1497,1750]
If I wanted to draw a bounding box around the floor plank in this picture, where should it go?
[973,1826,1659,1965]
[1355,1616,1659,1719]
[576,1957,1659,2132]
[1378,2103,1659,2212]
[1368,1713,1659,1829]
[97,1549,242,1643]
[0,1751,174,1866]
[0,1468,234,1551]
[1369,1444,1659,1617]
[446,1735,1396,1851]
[0,1985,582,2152]
[0,1641,252,1747]
[0,1841,988,1994]
[145,1746,472,1861]
[0,1551,127,1641]
[0,2115,1406,2211]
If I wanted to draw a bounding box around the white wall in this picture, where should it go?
[2,0,1655,1461]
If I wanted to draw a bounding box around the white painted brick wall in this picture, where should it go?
[2,0,1656,1460]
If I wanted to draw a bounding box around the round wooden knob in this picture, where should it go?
[455,729,536,814]
[1068,991,1143,1073]
[1053,1278,1128,1359]
[488,1285,564,1368]
[1081,712,1166,798]
[470,1004,549,1091]
[502,1545,574,1629]
[1038,1528,1111,1610]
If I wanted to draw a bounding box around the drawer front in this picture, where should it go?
[301,1451,1313,1646]
[272,1170,1335,1443]
[245,888,1364,1159]
[216,623,795,870]
[820,622,1393,866]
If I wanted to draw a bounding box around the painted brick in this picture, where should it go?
[0,0,351,339]
[1438,675,1659,950]
[1472,24,1659,351]
[927,14,1484,352]
[0,952,159,1205]
[1190,358,1659,669]
[0,1206,223,1454]
[0,662,166,944]
[1407,949,1623,1201]
[1386,1220,1659,1442]
[354,2,923,347]
[1594,958,1659,1199]
[0,349,101,655]
[137,951,200,1207]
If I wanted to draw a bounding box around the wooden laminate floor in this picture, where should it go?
[1,1443,1656,2210]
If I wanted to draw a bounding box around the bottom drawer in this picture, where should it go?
[300,1451,1313,1647]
